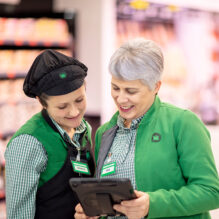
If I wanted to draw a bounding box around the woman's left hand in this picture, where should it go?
[75,203,99,219]
[113,190,150,219]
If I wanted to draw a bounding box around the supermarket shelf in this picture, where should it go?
[0,74,26,80]
[0,11,75,19]
[0,11,76,41]
[0,40,70,49]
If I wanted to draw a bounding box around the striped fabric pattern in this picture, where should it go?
[101,114,144,219]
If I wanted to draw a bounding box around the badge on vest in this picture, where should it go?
[71,161,91,175]
[101,162,116,177]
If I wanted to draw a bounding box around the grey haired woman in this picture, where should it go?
[75,38,219,219]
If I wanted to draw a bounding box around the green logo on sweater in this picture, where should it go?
[59,72,67,79]
[152,133,161,142]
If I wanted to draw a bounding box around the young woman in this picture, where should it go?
[5,50,95,219]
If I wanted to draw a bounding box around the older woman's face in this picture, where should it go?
[45,85,86,132]
[111,76,160,126]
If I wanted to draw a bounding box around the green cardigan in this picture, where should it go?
[8,111,92,187]
[95,97,219,219]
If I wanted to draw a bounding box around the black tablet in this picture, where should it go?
[69,178,136,216]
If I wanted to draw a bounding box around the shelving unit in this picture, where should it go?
[0,11,76,200]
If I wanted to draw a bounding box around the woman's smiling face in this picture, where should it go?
[45,84,86,132]
[111,76,160,127]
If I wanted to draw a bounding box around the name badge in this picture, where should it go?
[71,161,91,175]
[101,162,116,177]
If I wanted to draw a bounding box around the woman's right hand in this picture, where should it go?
[75,203,99,219]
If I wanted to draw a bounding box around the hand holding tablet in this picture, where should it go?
[69,178,136,216]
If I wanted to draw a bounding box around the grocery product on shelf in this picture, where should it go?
[0,17,71,46]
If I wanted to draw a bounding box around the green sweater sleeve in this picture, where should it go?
[147,111,219,218]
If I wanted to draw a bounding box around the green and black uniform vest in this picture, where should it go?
[8,110,95,219]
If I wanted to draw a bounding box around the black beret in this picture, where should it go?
[23,49,88,98]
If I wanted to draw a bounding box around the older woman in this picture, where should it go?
[5,50,95,219]
[75,38,219,219]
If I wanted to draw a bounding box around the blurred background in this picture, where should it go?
[0,0,218,218]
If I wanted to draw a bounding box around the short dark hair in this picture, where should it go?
[38,93,49,107]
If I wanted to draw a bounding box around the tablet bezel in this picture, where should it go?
[69,178,136,216]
